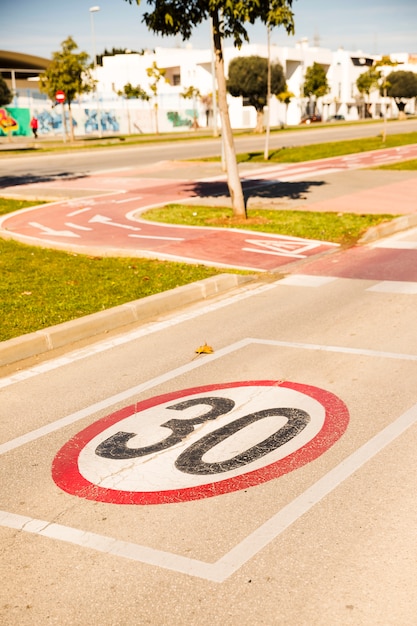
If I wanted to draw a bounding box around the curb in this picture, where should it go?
[358,213,417,243]
[0,273,254,368]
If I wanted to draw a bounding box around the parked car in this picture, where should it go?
[327,114,345,122]
[300,114,322,124]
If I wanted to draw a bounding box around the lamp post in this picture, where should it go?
[209,17,219,138]
[89,5,102,137]
[264,24,271,160]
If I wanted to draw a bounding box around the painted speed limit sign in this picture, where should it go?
[52,381,349,504]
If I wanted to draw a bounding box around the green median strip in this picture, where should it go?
[142,204,395,247]
[2,130,415,344]
[374,158,417,170]
[228,132,417,164]
[0,197,396,343]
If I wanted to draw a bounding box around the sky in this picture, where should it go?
[2,0,417,62]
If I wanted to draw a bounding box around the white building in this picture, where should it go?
[7,40,415,138]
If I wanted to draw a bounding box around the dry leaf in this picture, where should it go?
[195,342,214,355]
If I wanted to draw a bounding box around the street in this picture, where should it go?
[1,227,417,624]
[1,119,417,184]
[1,126,417,625]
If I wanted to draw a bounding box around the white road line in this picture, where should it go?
[128,234,185,241]
[213,400,417,582]
[1,279,416,392]
[243,247,306,259]
[0,510,219,581]
[1,400,416,583]
[0,284,278,388]
[114,196,143,204]
[252,337,417,361]
[2,337,417,455]
[66,207,93,216]
[0,339,252,455]
[65,222,93,231]
[88,215,141,230]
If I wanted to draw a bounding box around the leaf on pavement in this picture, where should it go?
[195,342,214,355]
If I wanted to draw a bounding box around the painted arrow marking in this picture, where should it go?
[243,238,331,258]
[65,222,93,231]
[89,214,141,231]
[28,222,80,238]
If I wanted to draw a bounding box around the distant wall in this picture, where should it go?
[0,107,31,136]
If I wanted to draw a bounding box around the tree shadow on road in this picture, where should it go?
[0,172,88,189]
[184,178,327,205]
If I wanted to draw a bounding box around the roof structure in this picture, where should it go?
[0,50,50,92]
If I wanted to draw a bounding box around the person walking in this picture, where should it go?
[30,116,38,139]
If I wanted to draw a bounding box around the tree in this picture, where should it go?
[117,82,150,100]
[39,37,95,141]
[200,92,214,128]
[356,67,381,118]
[146,61,167,134]
[302,62,329,115]
[124,0,295,218]
[383,70,417,114]
[97,47,146,65]
[0,73,13,107]
[277,88,294,126]
[180,86,201,128]
[227,56,285,133]
[117,83,150,134]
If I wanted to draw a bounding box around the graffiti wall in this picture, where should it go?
[0,108,31,137]
[0,106,121,138]
[0,102,209,138]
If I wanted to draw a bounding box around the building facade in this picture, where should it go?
[1,41,416,138]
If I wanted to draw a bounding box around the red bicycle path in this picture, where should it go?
[1,143,417,272]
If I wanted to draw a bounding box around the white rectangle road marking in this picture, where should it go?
[1,338,417,581]
[367,281,417,294]
[372,241,417,250]
[279,275,338,287]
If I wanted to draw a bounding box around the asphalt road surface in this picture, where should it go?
[1,231,417,624]
[1,119,417,186]
[1,123,417,625]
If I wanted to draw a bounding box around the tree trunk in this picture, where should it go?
[68,104,75,141]
[211,10,246,218]
[255,109,264,133]
[62,104,68,142]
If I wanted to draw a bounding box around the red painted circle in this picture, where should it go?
[52,381,349,505]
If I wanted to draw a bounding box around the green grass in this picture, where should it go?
[0,237,232,342]
[0,197,396,343]
[375,158,417,170]
[0,199,235,342]
[142,204,396,247]
[210,132,417,164]
[0,198,45,216]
